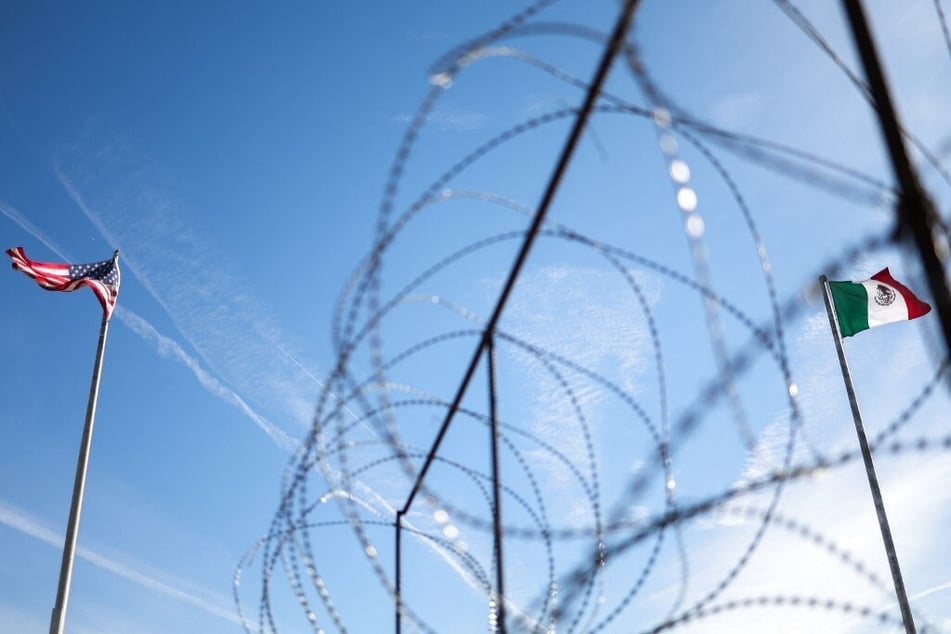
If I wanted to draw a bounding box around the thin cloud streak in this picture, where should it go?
[0,500,247,628]
[0,200,69,259]
[910,580,951,602]
[0,197,297,452]
[274,341,378,439]
[115,307,299,452]
[392,109,489,130]
[52,154,318,431]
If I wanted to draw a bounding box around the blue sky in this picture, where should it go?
[2,1,951,632]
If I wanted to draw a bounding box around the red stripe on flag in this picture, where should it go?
[6,246,120,318]
[871,268,931,319]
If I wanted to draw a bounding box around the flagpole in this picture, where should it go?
[49,309,112,634]
[486,334,506,633]
[819,275,916,634]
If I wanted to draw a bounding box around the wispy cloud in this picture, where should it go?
[0,200,69,259]
[710,92,764,131]
[689,302,951,632]
[393,109,489,130]
[0,198,298,452]
[114,307,299,452]
[0,500,245,627]
[0,604,44,634]
[503,264,656,471]
[51,145,319,434]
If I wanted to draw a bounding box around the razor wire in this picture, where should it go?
[239,1,951,632]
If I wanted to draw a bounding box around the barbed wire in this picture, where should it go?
[240,1,951,632]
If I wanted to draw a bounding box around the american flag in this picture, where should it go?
[6,246,121,319]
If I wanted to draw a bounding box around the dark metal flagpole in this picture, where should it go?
[392,2,640,631]
[49,288,114,634]
[820,275,917,633]
[487,334,506,633]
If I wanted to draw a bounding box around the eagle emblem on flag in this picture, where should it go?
[874,284,896,307]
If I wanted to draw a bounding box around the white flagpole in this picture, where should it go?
[819,275,916,633]
[49,254,117,634]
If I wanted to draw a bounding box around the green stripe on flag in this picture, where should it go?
[829,281,869,337]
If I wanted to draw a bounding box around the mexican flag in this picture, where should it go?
[828,268,931,337]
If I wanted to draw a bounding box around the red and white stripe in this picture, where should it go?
[6,246,119,318]
[862,267,931,329]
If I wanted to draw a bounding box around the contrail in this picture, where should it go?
[117,307,299,452]
[0,500,248,628]
[1,199,297,452]
[273,342,379,438]
[0,201,69,259]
